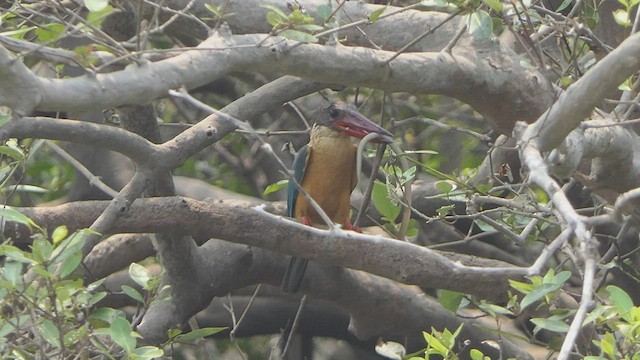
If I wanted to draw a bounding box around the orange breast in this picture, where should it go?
[294,133,357,225]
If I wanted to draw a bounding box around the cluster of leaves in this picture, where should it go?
[0,209,227,359]
[429,269,640,359]
[0,218,161,359]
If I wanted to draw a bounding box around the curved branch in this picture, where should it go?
[12,197,524,301]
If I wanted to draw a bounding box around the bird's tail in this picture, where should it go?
[281,256,309,293]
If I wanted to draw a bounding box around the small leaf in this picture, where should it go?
[606,285,633,321]
[52,226,69,246]
[317,5,332,20]
[83,0,109,12]
[435,180,454,194]
[436,204,455,218]
[131,346,164,359]
[205,3,223,17]
[110,317,136,354]
[530,318,570,333]
[467,10,493,39]
[0,145,24,160]
[35,23,65,43]
[263,179,288,195]
[261,5,289,20]
[421,0,449,6]
[3,261,23,286]
[2,245,34,264]
[122,285,145,304]
[482,0,503,12]
[372,181,401,221]
[129,263,151,289]
[520,283,560,310]
[0,115,9,127]
[470,349,487,360]
[86,5,113,26]
[477,300,513,316]
[375,339,405,359]
[0,207,39,231]
[174,327,227,343]
[38,319,61,349]
[280,29,318,43]
[267,12,283,27]
[555,0,573,12]
[438,290,463,313]
[368,6,387,23]
[59,251,82,278]
[613,9,630,27]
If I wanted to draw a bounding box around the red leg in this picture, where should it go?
[343,220,362,233]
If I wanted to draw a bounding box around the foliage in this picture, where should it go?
[0,224,164,359]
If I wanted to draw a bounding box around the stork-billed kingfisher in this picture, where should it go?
[281,102,393,293]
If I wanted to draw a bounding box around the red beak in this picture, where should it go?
[333,109,393,144]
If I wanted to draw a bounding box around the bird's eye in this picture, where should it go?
[328,106,340,119]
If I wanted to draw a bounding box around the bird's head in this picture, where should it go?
[316,102,393,144]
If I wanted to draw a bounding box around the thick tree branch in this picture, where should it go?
[12,197,523,301]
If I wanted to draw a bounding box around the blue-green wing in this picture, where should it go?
[287,145,309,218]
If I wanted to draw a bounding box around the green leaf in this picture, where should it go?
[38,319,61,349]
[0,207,40,231]
[2,245,34,264]
[59,251,82,278]
[435,180,454,194]
[83,0,109,12]
[280,29,318,43]
[467,10,493,39]
[613,9,630,27]
[405,219,419,237]
[52,226,69,246]
[129,263,151,289]
[372,181,401,221]
[35,23,65,43]
[50,229,91,264]
[368,6,387,23]
[438,290,464,313]
[205,3,223,17]
[122,285,145,304]
[520,283,561,310]
[110,317,136,354]
[509,279,534,294]
[606,285,633,321]
[0,145,24,160]
[1,26,37,39]
[261,5,289,20]
[32,238,53,263]
[423,330,448,355]
[174,327,227,343]
[3,261,23,286]
[264,179,288,195]
[470,348,489,360]
[482,0,503,12]
[297,24,324,32]
[530,318,570,333]
[375,340,406,359]
[421,0,449,6]
[0,114,9,127]
[86,5,113,26]
[89,307,124,328]
[555,0,573,12]
[267,12,283,27]
[478,300,513,316]
[130,346,164,359]
[317,5,332,20]
[436,204,455,218]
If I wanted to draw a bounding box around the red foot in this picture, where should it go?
[343,221,362,233]
[301,216,312,226]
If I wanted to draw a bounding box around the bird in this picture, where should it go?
[281,101,393,293]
